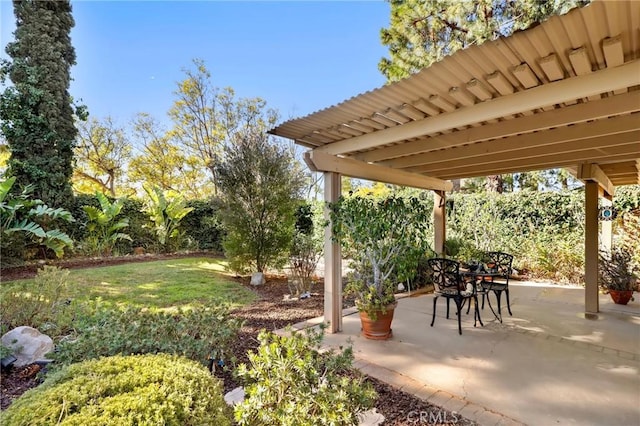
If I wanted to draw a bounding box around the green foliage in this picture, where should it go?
[288,202,323,296]
[1,354,233,426]
[52,303,242,368]
[215,133,306,273]
[379,0,588,82]
[0,0,83,209]
[81,191,132,256]
[143,184,194,253]
[115,197,157,253]
[234,327,376,426]
[0,177,74,261]
[447,190,587,281]
[0,266,80,338]
[182,199,225,251]
[329,194,431,316]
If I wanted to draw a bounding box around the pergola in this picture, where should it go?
[270,0,640,333]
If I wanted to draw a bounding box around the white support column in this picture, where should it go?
[600,195,613,254]
[323,172,342,333]
[584,181,599,314]
[433,190,446,256]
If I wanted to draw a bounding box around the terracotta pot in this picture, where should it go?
[609,290,634,305]
[359,303,396,340]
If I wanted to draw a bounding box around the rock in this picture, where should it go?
[357,408,385,426]
[250,272,265,286]
[1,326,54,367]
[397,282,405,291]
[299,291,311,299]
[224,386,245,406]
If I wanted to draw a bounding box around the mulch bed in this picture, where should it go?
[0,255,476,425]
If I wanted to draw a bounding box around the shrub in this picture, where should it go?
[0,266,80,338]
[234,327,376,426]
[0,354,233,425]
[143,184,193,253]
[182,199,225,252]
[81,191,131,256]
[52,303,242,368]
[215,134,306,273]
[115,197,157,253]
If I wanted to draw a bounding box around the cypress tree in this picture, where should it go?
[0,0,81,208]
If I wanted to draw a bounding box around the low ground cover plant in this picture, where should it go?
[0,354,233,425]
[0,266,81,337]
[52,303,243,369]
[234,327,376,426]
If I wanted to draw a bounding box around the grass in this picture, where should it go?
[1,257,256,309]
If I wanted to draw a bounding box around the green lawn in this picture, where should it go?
[2,258,256,309]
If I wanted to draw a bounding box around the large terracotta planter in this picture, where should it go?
[609,290,634,305]
[359,303,397,340]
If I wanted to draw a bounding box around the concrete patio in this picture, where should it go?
[291,281,640,425]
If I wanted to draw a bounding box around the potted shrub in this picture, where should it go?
[598,246,639,305]
[329,194,430,339]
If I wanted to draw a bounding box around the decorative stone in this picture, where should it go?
[224,386,245,406]
[1,326,54,367]
[357,408,385,426]
[250,272,265,286]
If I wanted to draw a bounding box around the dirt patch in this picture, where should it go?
[1,255,476,424]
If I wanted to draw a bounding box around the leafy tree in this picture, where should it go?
[74,116,131,197]
[142,184,193,253]
[0,0,85,208]
[0,177,74,260]
[169,59,279,192]
[129,113,208,199]
[215,133,306,273]
[81,192,131,256]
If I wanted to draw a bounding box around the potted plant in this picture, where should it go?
[329,194,430,339]
[598,245,639,305]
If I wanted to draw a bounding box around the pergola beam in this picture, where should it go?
[305,150,453,192]
[315,60,640,156]
[356,91,640,163]
[578,163,615,198]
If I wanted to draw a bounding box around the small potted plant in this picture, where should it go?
[598,245,639,305]
[329,194,430,339]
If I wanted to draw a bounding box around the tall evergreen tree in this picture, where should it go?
[0,0,83,208]
[379,0,589,82]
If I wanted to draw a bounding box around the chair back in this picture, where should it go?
[484,252,513,280]
[427,258,462,294]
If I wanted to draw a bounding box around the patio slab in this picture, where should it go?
[296,281,640,426]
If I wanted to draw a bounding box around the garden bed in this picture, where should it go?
[1,256,475,425]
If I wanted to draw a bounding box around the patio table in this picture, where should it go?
[460,268,503,322]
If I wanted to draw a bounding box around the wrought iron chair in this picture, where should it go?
[428,258,483,335]
[478,251,514,321]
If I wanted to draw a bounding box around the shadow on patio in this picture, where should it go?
[291,281,640,426]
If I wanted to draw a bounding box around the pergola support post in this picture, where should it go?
[433,190,446,256]
[323,172,342,333]
[584,181,600,314]
[600,195,613,253]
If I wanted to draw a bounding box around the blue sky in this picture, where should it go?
[1,0,390,129]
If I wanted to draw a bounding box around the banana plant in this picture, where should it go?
[142,184,193,253]
[0,177,74,258]
[82,192,131,256]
